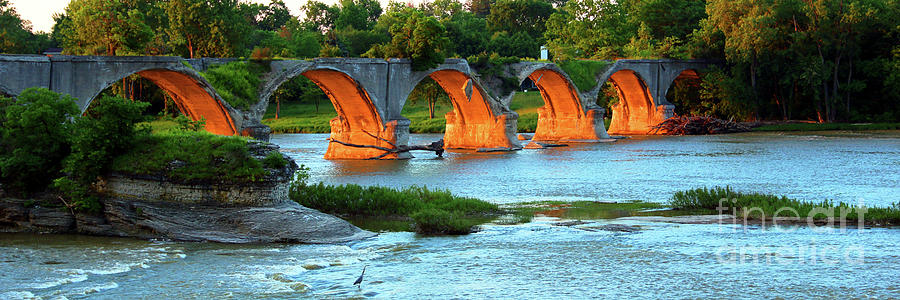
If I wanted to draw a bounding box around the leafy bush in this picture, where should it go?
[56,95,149,210]
[0,88,79,195]
[174,115,205,131]
[411,208,480,235]
[201,61,269,110]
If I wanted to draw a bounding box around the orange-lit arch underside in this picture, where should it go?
[429,70,517,149]
[136,70,237,136]
[606,70,665,135]
[529,70,605,141]
[302,69,400,159]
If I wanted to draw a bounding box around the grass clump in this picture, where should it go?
[411,209,483,235]
[289,172,499,235]
[670,186,900,225]
[752,122,900,132]
[200,61,269,110]
[262,151,288,169]
[556,60,611,92]
[111,131,270,184]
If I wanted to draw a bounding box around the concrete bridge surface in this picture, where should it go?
[0,55,716,159]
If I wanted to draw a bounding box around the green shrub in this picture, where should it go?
[411,208,480,235]
[56,95,149,210]
[0,88,79,195]
[201,61,269,110]
[175,115,205,131]
[262,151,288,169]
[556,60,611,92]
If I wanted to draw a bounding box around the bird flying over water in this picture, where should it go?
[353,266,367,288]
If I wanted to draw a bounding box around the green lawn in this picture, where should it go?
[261,91,549,134]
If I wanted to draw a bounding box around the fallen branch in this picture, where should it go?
[328,138,444,159]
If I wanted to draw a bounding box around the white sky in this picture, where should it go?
[9,0,419,33]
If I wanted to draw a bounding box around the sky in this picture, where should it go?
[9,0,409,33]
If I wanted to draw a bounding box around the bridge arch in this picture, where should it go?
[406,65,519,150]
[0,84,14,98]
[260,64,402,159]
[514,64,609,141]
[88,67,238,136]
[601,69,662,135]
[662,69,703,116]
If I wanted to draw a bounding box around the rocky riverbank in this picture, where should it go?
[0,142,374,243]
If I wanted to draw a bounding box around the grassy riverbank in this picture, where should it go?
[752,122,900,132]
[262,91,550,134]
[670,186,900,225]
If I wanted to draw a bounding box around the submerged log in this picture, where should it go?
[651,116,751,135]
[329,130,445,159]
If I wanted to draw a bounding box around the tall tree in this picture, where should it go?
[166,0,251,58]
[335,0,382,31]
[57,0,153,55]
[301,1,339,33]
[0,0,44,54]
[487,0,554,40]
[365,8,450,71]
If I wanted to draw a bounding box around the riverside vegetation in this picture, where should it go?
[0,88,285,212]
[669,186,900,225]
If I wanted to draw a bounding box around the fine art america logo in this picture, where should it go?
[713,198,868,265]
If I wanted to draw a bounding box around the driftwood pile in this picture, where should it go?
[651,116,751,135]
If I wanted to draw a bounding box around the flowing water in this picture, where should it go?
[3,131,900,299]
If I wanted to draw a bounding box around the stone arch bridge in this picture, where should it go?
[0,55,715,159]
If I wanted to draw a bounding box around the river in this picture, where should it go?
[2,131,899,299]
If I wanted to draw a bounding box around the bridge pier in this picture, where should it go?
[532,106,610,142]
[325,118,412,160]
[444,111,520,150]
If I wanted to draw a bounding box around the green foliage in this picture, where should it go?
[442,11,489,58]
[166,0,253,58]
[57,95,149,210]
[291,182,497,216]
[174,115,205,131]
[0,88,79,194]
[335,0,382,31]
[411,208,481,235]
[111,131,269,184]
[57,0,153,55]
[0,0,52,54]
[408,77,451,119]
[670,186,900,224]
[290,181,498,234]
[486,31,541,58]
[200,61,268,110]
[556,60,611,91]
[698,66,754,120]
[262,151,288,169]
[486,0,554,41]
[365,8,450,71]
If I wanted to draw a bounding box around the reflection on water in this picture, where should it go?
[2,131,899,298]
[276,131,900,207]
